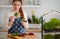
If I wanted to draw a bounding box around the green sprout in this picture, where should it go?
[14,12,18,17]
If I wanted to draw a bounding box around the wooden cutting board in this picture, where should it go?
[7,34,35,39]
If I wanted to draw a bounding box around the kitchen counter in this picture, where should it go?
[0,32,41,39]
[0,28,41,32]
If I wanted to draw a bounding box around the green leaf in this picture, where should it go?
[14,12,18,16]
[12,32,19,36]
[31,14,41,24]
[44,18,60,29]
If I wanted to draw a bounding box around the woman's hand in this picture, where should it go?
[8,16,16,27]
[9,16,16,22]
[21,22,26,26]
[21,21,28,30]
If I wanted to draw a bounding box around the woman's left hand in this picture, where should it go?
[21,21,28,30]
[21,21,27,26]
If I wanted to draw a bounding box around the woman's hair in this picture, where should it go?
[12,0,24,18]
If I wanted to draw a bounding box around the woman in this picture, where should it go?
[4,0,28,34]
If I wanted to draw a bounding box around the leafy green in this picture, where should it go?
[14,12,18,16]
[44,18,60,29]
[12,32,19,36]
[31,14,41,24]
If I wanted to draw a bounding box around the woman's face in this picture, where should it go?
[12,1,21,11]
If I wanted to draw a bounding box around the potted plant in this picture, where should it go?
[44,22,55,32]
[28,16,41,28]
[52,18,60,32]
[28,9,41,24]
[44,18,60,32]
[44,34,54,39]
[44,18,57,32]
[28,10,41,28]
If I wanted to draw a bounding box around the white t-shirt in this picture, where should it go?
[4,10,28,29]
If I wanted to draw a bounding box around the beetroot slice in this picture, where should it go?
[28,33,34,35]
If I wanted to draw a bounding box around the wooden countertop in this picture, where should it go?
[0,28,41,32]
[0,32,41,39]
[0,28,41,39]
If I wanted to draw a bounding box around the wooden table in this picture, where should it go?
[0,32,41,39]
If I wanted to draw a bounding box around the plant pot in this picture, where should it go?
[28,24,41,29]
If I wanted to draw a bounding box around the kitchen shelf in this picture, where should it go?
[0,5,41,8]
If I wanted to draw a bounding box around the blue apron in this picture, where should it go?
[8,18,25,34]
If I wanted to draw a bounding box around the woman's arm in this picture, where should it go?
[4,13,15,29]
[8,21,13,27]
[21,21,28,30]
[21,11,28,30]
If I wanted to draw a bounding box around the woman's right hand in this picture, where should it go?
[8,16,16,27]
[9,16,16,22]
